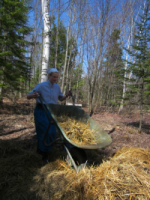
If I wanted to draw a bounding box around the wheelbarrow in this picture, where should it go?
[40,101,112,173]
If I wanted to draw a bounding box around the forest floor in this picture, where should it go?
[0,97,150,199]
[0,97,150,161]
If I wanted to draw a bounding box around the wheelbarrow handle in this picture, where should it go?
[68,90,75,105]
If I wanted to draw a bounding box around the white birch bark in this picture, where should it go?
[41,0,51,82]
[119,24,133,113]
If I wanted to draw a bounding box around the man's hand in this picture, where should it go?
[66,90,72,97]
[27,92,39,100]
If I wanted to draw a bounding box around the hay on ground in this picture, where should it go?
[1,139,150,200]
[32,147,150,200]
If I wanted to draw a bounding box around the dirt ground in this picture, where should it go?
[0,97,150,164]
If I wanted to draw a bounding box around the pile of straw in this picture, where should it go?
[1,139,150,200]
[32,147,150,200]
[56,115,97,145]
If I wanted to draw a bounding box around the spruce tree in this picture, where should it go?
[0,0,32,97]
[103,29,124,107]
[125,0,150,132]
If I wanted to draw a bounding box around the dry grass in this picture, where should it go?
[0,137,150,200]
[32,147,150,200]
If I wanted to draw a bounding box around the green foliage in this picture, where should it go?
[70,63,85,101]
[68,37,78,70]
[125,1,150,106]
[30,67,40,88]
[72,64,84,88]
[49,19,78,78]
[0,0,32,95]
[102,29,124,106]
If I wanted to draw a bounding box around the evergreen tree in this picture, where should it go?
[103,29,124,107]
[125,0,150,132]
[0,0,32,97]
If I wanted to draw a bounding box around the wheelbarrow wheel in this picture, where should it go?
[66,147,87,167]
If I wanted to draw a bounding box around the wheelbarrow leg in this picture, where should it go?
[64,145,88,173]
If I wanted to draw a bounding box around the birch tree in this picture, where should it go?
[41,0,51,82]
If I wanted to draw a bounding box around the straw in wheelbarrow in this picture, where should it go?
[56,115,97,145]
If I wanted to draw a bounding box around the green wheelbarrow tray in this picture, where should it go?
[46,104,112,149]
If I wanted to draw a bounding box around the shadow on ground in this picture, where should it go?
[0,102,35,115]
[127,121,150,134]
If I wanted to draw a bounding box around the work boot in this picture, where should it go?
[42,152,49,164]
[37,148,49,164]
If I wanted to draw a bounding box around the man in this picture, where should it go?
[27,68,70,163]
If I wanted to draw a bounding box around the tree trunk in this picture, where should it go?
[61,0,73,93]
[54,0,60,68]
[41,0,51,82]
[119,5,141,113]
